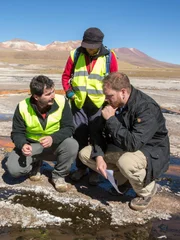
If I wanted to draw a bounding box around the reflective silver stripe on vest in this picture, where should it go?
[73,72,104,81]
[88,74,104,81]
[74,71,89,77]
[73,86,103,94]
[73,86,86,91]
[87,89,103,94]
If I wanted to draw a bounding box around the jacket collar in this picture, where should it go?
[78,45,110,59]
[121,85,137,112]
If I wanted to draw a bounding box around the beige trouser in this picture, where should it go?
[79,144,155,197]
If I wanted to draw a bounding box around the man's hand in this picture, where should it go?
[22,144,32,156]
[39,136,53,148]
[96,156,107,179]
[102,105,116,120]
[71,95,75,100]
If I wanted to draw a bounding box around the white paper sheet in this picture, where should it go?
[106,169,122,194]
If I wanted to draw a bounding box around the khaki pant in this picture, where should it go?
[79,144,155,197]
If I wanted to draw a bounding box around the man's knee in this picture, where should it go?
[66,138,79,156]
[6,160,23,178]
[79,145,92,165]
[5,150,31,178]
[58,138,79,156]
[117,152,142,173]
[117,151,146,175]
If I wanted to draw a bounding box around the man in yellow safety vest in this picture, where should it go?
[6,75,78,192]
[62,27,118,185]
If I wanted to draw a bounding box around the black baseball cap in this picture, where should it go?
[81,27,104,49]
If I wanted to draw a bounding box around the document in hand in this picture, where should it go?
[106,169,122,194]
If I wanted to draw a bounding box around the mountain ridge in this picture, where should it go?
[0,39,179,68]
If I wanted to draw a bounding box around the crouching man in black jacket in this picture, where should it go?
[79,72,170,211]
[6,75,78,192]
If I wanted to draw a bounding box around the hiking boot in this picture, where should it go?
[70,168,87,181]
[130,183,159,211]
[29,160,42,181]
[52,177,70,193]
[88,171,100,186]
[108,181,132,196]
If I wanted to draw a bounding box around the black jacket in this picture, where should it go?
[11,95,75,150]
[91,86,170,185]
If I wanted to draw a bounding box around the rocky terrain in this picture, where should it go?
[0,66,179,239]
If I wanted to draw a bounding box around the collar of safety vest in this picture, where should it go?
[79,45,110,59]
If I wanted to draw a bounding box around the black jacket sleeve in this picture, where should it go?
[11,104,29,150]
[51,99,75,145]
[105,102,160,152]
[89,115,107,159]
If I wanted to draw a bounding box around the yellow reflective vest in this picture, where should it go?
[70,49,106,109]
[19,94,65,141]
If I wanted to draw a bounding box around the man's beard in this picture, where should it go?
[38,99,54,110]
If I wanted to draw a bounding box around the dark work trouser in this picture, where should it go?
[71,97,102,169]
[6,138,79,179]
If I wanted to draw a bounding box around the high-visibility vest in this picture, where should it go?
[70,49,106,109]
[19,94,65,141]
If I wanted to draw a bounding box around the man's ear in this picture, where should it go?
[121,88,126,94]
[33,94,39,101]
[121,88,127,100]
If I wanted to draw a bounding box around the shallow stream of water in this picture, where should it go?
[0,186,180,240]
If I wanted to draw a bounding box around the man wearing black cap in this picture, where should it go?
[62,27,118,185]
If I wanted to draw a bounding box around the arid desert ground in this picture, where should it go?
[0,64,180,156]
[0,62,180,239]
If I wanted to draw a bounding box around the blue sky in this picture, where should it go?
[0,0,179,64]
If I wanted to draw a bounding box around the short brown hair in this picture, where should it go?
[103,72,131,92]
[30,75,54,96]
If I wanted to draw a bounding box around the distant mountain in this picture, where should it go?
[114,47,179,68]
[0,39,45,51]
[0,39,179,68]
[46,40,81,51]
[0,39,81,51]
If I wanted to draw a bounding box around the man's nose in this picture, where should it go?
[51,92,55,98]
